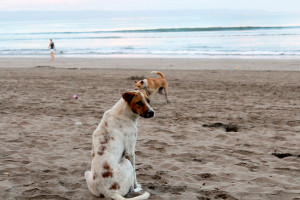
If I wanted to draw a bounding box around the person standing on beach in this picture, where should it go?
[48,38,56,61]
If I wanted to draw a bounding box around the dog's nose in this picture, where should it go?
[147,110,154,118]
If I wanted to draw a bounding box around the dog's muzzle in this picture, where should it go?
[144,110,154,118]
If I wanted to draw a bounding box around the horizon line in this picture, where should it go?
[1,9,299,13]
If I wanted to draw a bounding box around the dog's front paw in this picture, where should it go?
[133,187,143,193]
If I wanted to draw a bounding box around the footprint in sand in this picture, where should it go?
[145,183,187,195]
[144,140,169,153]
[192,173,218,181]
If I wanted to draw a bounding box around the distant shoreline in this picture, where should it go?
[4,54,299,60]
[0,57,299,71]
[2,55,300,60]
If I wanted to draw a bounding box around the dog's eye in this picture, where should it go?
[147,99,150,104]
[136,101,144,106]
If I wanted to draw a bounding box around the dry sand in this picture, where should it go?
[0,58,300,200]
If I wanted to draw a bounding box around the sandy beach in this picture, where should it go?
[0,58,300,200]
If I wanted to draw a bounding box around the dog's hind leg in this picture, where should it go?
[163,84,170,103]
[158,87,164,95]
[110,158,135,196]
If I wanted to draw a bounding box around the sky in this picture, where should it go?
[0,0,299,12]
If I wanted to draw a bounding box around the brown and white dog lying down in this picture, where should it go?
[135,71,169,103]
[85,90,154,200]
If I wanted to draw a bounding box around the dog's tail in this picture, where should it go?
[151,71,165,79]
[110,192,150,200]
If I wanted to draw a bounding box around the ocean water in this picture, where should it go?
[1,10,300,58]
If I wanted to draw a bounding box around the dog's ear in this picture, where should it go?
[135,80,138,83]
[122,92,136,103]
[140,80,144,85]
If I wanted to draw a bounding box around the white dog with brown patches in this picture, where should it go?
[85,90,154,200]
